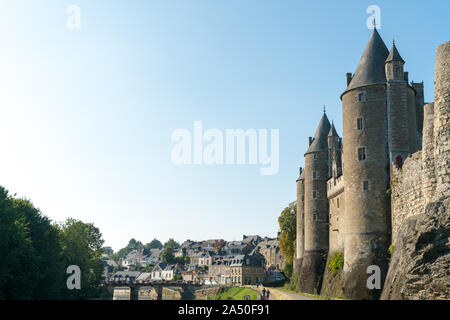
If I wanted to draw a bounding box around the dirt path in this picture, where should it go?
[246,286,315,301]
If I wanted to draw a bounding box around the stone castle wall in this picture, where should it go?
[390,153,425,244]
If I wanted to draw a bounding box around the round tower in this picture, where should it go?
[298,112,330,294]
[385,41,411,170]
[294,167,305,275]
[341,28,390,299]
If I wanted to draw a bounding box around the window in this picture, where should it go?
[337,197,340,208]
[313,153,318,160]
[363,181,369,191]
[301,195,304,202]
[313,171,317,179]
[358,147,366,161]
[313,213,318,220]
[313,191,317,199]
[357,118,363,130]
[357,91,366,102]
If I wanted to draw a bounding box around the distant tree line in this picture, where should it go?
[0,186,107,300]
[107,237,190,268]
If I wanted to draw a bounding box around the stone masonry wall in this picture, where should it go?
[391,153,425,244]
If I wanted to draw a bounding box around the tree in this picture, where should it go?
[161,247,175,264]
[145,238,163,249]
[11,198,64,299]
[126,238,144,251]
[102,246,114,257]
[58,218,105,299]
[0,187,38,299]
[163,238,180,250]
[278,203,297,271]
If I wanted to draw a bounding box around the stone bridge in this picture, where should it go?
[106,280,217,300]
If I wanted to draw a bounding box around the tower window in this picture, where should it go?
[337,197,340,208]
[313,213,318,221]
[302,195,304,202]
[313,153,317,160]
[358,147,366,161]
[363,181,369,191]
[356,91,366,102]
[357,118,363,130]
[313,171,317,179]
[313,191,317,199]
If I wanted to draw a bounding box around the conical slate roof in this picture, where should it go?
[343,28,389,94]
[328,122,339,137]
[385,42,404,63]
[306,113,331,154]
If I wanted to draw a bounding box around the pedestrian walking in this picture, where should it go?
[262,288,266,300]
[266,289,270,300]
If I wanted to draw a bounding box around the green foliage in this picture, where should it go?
[102,246,114,256]
[0,186,106,300]
[145,239,163,249]
[161,246,175,264]
[58,218,105,299]
[278,203,296,265]
[388,244,395,256]
[215,287,258,300]
[163,238,180,250]
[283,262,293,279]
[285,272,299,292]
[173,273,182,281]
[328,252,344,273]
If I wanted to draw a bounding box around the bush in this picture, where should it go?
[283,262,293,279]
[328,252,344,273]
[388,244,395,256]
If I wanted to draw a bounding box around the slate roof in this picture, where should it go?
[386,42,404,63]
[306,113,331,154]
[344,28,389,94]
[328,122,339,137]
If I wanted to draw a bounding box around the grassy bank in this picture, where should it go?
[214,287,258,300]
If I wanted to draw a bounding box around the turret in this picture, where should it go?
[298,112,330,294]
[327,122,341,178]
[385,41,412,169]
[385,41,405,81]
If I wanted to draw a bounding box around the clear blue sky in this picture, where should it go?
[0,1,448,251]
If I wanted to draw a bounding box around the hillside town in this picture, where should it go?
[102,235,286,287]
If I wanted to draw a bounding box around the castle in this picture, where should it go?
[294,28,449,299]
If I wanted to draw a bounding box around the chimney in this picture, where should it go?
[309,137,313,146]
[346,73,353,86]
